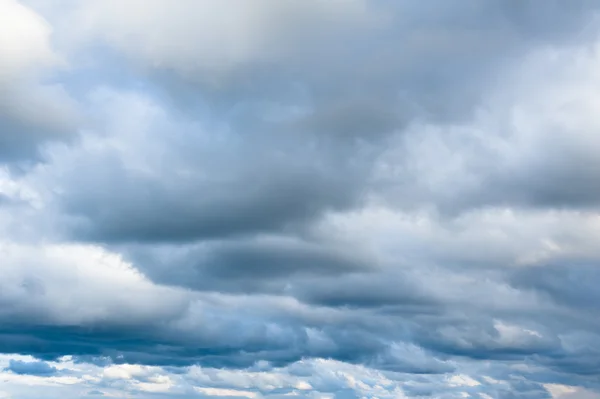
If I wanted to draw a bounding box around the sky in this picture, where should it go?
[1,0,600,398]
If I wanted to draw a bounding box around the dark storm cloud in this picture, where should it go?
[290,272,440,311]
[125,237,374,294]
[61,163,363,244]
[0,319,389,370]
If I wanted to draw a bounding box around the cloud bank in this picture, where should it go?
[2,1,600,398]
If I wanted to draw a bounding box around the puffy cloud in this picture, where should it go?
[374,40,600,214]
[0,355,588,399]
[67,0,378,74]
[35,87,370,244]
[0,0,78,163]
[5,359,57,376]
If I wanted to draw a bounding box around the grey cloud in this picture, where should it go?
[125,237,373,294]
[375,35,600,215]
[2,1,600,398]
[289,272,440,311]
[415,320,563,361]
[23,0,600,248]
[509,263,600,313]
[61,166,361,244]
[3,212,600,386]
[4,359,57,376]
[0,112,75,164]
[498,0,600,40]
[0,0,79,165]
[33,0,600,251]
[0,315,384,370]
[41,87,372,245]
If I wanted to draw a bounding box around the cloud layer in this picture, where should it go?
[3,1,600,398]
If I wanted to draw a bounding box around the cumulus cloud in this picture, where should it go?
[2,354,587,399]
[0,0,78,163]
[374,40,600,214]
[2,0,600,398]
[5,359,57,376]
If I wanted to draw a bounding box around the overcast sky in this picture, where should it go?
[2,1,600,398]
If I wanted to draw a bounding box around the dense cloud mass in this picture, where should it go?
[2,1,600,398]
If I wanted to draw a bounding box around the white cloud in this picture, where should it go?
[195,387,259,398]
[60,0,380,80]
[0,241,188,325]
[546,384,600,399]
[0,0,61,80]
[375,39,600,213]
[0,0,78,160]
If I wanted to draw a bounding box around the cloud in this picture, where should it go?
[0,355,571,399]
[69,0,378,73]
[2,1,600,398]
[0,0,78,164]
[374,39,600,215]
[5,360,57,376]
[31,87,372,244]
